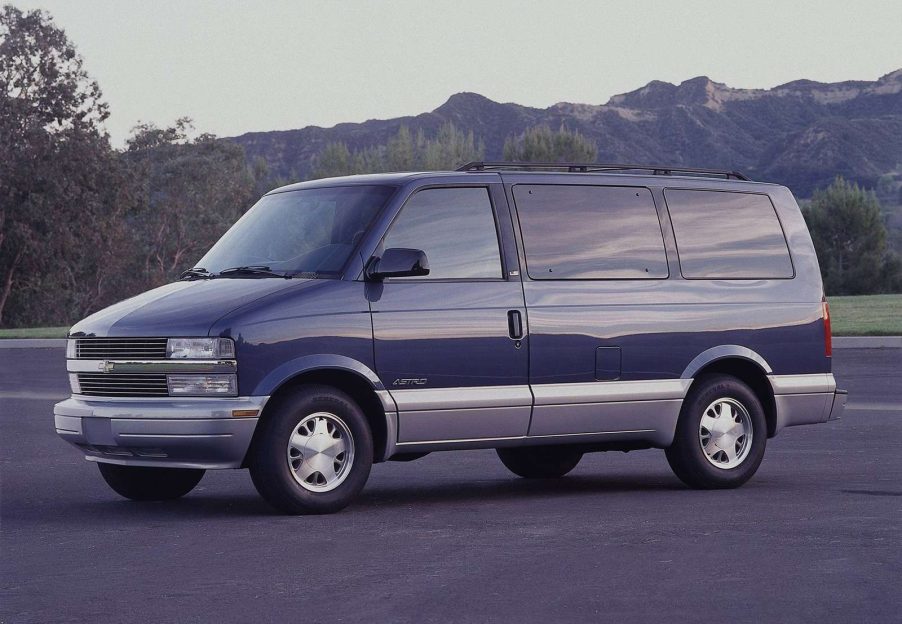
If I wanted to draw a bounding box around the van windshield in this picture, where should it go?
[194,185,394,278]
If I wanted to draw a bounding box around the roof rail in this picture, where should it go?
[456,161,750,181]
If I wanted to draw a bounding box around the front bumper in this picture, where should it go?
[54,395,269,469]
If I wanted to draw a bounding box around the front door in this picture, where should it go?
[368,185,529,446]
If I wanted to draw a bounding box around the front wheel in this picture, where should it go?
[98,463,205,501]
[497,445,583,478]
[665,374,767,489]
[249,385,373,515]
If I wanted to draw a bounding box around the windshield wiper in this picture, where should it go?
[217,265,288,278]
[179,267,213,280]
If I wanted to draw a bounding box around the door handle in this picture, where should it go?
[507,310,524,340]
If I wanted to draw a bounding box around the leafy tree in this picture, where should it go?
[311,123,484,179]
[123,118,261,286]
[803,177,900,294]
[384,125,416,171]
[881,253,902,292]
[875,171,900,205]
[0,5,124,326]
[311,141,358,179]
[420,122,484,170]
[503,124,597,163]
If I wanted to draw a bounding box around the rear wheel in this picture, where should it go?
[249,385,373,515]
[497,445,583,479]
[666,374,767,489]
[98,464,204,501]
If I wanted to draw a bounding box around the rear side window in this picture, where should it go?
[382,187,503,279]
[513,185,668,279]
[665,189,793,279]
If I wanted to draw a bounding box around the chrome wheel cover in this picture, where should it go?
[286,412,355,492]
[698,398,753,469]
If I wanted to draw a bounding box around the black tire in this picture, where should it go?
[98,463,204,501]
[249,385,373,515]
[666,374,767,489]
[497,445,583,479]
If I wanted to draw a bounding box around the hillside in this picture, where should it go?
[231,69,902,197]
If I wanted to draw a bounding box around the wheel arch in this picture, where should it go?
[682,347,777,437]
[245,356,397,465]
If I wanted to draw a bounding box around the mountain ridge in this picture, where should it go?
[231,70,902,196]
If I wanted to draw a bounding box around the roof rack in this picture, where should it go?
[456,161,750,181]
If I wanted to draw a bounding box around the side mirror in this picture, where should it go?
[366,248,430,280]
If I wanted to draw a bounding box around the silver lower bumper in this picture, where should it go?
[769,373,847,434]
[53,395,269,469]
[827,389,848,421]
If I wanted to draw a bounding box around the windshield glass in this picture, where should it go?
[195,185,394,277]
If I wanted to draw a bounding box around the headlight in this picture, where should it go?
[166,337,235,359]
[167,374,238,396]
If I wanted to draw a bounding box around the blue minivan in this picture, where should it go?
[55,162,847,514]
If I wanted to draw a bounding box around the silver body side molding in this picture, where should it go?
[388,385,532,447]
[390,385,533,411]
[769,373,836,395]
[531,379,691,405]
[388,380,691,451]
[385,374,841,455]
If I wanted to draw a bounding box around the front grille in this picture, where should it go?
[77,373,169,397]
[76,338,168,360]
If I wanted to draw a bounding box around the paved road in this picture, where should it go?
[1,348,900,624]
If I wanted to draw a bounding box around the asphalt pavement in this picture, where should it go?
[1,347,900,624]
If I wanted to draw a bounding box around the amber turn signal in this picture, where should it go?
[231,409,259,418]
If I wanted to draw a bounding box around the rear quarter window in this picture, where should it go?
[513,184,669,279]
[665,189,794,279]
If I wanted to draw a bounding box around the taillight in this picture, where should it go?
[822,299,832,357]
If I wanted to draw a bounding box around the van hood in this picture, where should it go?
[69,279,307,337]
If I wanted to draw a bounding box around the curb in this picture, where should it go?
[832,336,902,349]
[0,339,67,348]
[0,337,900,349]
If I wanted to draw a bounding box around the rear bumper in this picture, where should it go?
[827,389,848,421]
[769,373,847,434]
[53,395,268,469]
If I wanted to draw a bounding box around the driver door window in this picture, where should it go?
[382,187,503,279]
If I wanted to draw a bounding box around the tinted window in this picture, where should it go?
[665,189,793,279]
[513,185,668,279]
[197,185,393,276]
[383,187,502,279]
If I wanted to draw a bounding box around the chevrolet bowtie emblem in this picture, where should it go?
[101,361,115,373]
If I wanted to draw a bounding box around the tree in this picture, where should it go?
[311,141,355,179]
[123,119,261,287]
[0,5,122,326]
[384,125,415,171]
[310,123,484,179]
[803,177,900,294]
[503,124,597,162]
[420,122,484,170]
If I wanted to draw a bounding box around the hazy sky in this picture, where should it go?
[16,0,902,145]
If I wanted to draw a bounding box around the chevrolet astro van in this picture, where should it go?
[54,162,847,514]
